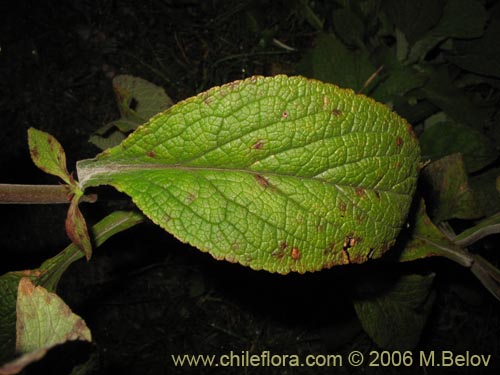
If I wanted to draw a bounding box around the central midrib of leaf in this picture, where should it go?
[79,161,410,197]
[78,159,411,232]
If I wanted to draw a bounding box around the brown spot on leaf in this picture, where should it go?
[186,193,197,203]
[331,109,342,116]
[396,136,403,147]
[272,242,288,259]
[338,201,347,213]
[291,247,300,260]
[31,147,39,159]
[355,187,366,198]
[394,161,401,168]
[282,111,289,119]
[203,94,213,105]
[146,150,156,158]
[374,190,381,199]
[254,174,269,188]
[252,140,264,150]
[272,249,285,259]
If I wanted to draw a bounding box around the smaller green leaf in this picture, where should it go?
[0,272,38,364]
[420,122,497,173]
[0,278,93,373]
[422,153,483,222]
[353,273,435,350]
[113,74,174,128]
[89,129,127,151]
[90,75,174,150]
[16,278,91,353]
[28,128,71,185]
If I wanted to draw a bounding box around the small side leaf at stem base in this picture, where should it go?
[65,192,92,261]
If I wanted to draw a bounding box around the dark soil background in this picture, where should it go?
[1,1,499,374]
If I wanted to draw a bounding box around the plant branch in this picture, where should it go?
[0,184,96,204]
[37,210,145,291]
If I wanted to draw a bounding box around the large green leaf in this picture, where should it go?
[77,75,421,274]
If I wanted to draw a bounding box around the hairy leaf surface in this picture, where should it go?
[77,75,420,273]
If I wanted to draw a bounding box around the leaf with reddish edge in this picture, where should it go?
[28,128,72,186]
[77,75,421,274]
[65,192,92,261]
